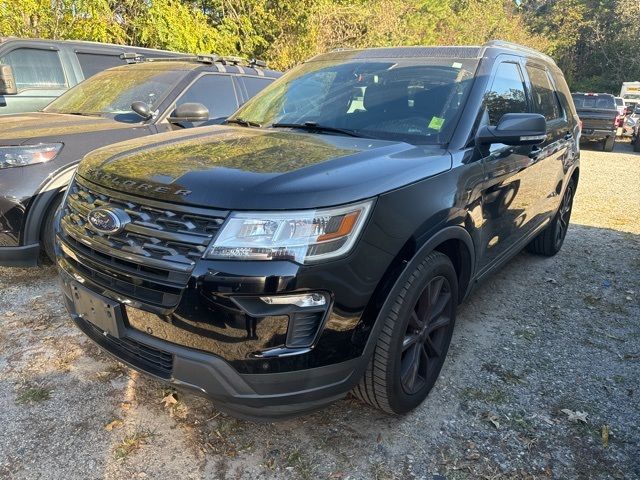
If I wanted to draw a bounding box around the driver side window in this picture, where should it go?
[485,62,527,125]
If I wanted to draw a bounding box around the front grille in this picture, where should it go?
[77,316,173,378]
[59,178,227,307]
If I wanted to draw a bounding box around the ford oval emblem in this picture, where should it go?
[87,208,130,235]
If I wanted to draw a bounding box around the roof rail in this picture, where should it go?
[122,52,269,69]
[483,40,554,62]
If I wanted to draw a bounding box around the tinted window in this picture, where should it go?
[77,53,125,78]
[615,98,623,106]
[0,48,65,89]
[178,74,238,120]
[241,76,273,98]
[571,94,616,110]
[485,62,527,125]
[526,66,562,121]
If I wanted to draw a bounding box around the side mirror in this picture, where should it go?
[131,101,153,120]
[477,113,547,146]
[0,64,17,95]
[168,103,209,123]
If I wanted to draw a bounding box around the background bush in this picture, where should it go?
[1,0,638,92]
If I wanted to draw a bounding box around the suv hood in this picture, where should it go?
[0,112,140,144]
[77,125,452,210]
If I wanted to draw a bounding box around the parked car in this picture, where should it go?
[0,37,189,115]
[614,96,626,126]
[0,56,281,266]
[56,41,580,419]
[622,103,640,136]
[572,92,618,151]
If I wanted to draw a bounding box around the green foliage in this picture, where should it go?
[522,0,640,93]
[1,0,635,92]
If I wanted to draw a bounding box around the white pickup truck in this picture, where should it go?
[620,82,640,110]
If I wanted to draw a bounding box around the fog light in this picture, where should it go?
[260,293,326,308]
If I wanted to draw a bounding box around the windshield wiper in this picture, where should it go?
[270,121,363,138]
[59,112,102,117]
[225,118,262,128]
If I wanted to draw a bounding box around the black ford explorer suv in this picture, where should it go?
[571,92,618,151]
[56,41,580,419]
[0,55,280,266]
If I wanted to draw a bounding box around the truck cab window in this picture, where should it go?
[0,48,66,89]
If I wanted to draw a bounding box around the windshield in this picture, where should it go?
[623,93,640,100]
[572,94,616,109]
[44,67,184,121]
[229,57,478,145]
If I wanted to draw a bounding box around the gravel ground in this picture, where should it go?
[1,142,639,480]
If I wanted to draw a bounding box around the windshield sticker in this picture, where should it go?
[452,62,463,69]
[428,116,445,131]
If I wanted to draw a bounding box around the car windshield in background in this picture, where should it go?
[44,68,184,121]
[229,57,479,145]
[572,94,616,109]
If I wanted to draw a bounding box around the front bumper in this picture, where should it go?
[59,268,366,419]
[0,243,40,266]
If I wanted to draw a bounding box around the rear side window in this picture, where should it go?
[526,65,562,121]
[241,76,273,98]
[615,98,624,106]
[0,48,66,89]
[177,74,239,120]
[76,52,126,78]
[485,62,527,125]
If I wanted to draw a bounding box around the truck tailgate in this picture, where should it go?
[577,109,616,131]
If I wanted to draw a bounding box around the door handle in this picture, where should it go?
[529,146,542,160]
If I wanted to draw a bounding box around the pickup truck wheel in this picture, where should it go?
[603,136,615,152]
[527,179,575,256]
[353,251,457,414]
[41,195,63,263]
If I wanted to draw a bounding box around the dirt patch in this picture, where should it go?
[0,144,638,479]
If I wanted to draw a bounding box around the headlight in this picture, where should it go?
[205,199,373,263]
[0,143,63,169]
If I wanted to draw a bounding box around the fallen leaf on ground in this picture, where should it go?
[161,392,178,408]
[4,311,16,317]
[601,425,610,447]
[561,409,588,423]
[105,419,124,431]
[482,411,500,429]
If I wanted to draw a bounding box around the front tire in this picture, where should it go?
[353,251,457,414]
[527,179,575,256]
[41,195,63,263]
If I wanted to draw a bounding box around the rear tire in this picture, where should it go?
[353,251,458,414]
[634,135,640,152]
[527,179,575,256]
[41,195,63,263]
[603,136,615,152]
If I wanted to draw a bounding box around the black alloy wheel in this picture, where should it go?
[554,182,574,250]
[400,275,453,395]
